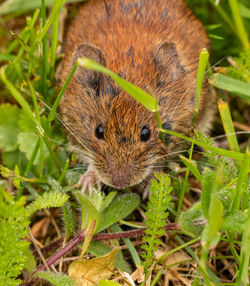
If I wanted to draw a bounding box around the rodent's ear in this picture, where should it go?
[73,44,105,65]
[154,41,185,80]
[72,44,105,89]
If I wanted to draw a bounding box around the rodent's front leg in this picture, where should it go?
[78,167,102,194]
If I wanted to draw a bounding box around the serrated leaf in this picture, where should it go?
[97,193,140,233]
[0,104,20,152]
[68,249,117,286]
[36,271,74,286]
[25,191,69,217]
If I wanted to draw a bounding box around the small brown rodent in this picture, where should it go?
[59,0,216,191]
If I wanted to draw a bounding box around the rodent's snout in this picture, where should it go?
[107,159,134,189]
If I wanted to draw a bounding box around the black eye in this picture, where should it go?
[140,126,151,142]
[95,125,104,140]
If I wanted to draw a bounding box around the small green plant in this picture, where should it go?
[141,173,172,279]
[0,186,69,286]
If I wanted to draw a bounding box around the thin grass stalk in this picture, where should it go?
[49,2,59,80]
[112,223,142,266]
[192,48,209,124]
[218,99,240,152]
[177,140,195,214]
[236,205,250,286]
[208,0,237,34]
[47,61,79,123]
[160,128,244,161]
[228,0,249,50]
[58,159,69,184]
[41,0,48,97]
[25,139,40,174]
[39,137,44,177]
[233,151,250,210]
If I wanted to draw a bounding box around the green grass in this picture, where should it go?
[0,0,249,285]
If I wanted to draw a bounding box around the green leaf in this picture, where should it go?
[88,241,131,273]
[0,188,30,286]
[218,99,239,153]
[97,193,140,233]
[78,58,158,112]
[239,3,250,19]
[193,48,209,123]
[179,202,204,237]
[222,210,246,233]
[217,187,235,216]
[0,104,20,152]
[99,280,122,286]
[48,178,76,238]
[179,155,202,183]
[210,73,250,101]
[18,110,37,132]
[77,193,100,232]
[25,191,69,217]
[233,151,250,210]
[17,132,49,164]
[201,197,223,249]
[201,168,215,218]
[236,205,250,285]
[161,128,245,161]
[36,271,74,286]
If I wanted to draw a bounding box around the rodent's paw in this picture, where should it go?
[78,168,102,195]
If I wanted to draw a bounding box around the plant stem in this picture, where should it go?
[228,0,249,50]
[41,0,48,97]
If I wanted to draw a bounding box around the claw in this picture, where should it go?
[78,168,102,194]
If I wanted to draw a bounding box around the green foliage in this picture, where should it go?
[226,50,250,83]
[0,188,30,286]
[0,184,69,285]
[36,271,74,286]
[25,190,69,216]
[141,173,172,274]
[0,0,249,284]
[0,104,20,152]
[97,193,140,233]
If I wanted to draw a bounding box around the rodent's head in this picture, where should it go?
[61,42,200,189]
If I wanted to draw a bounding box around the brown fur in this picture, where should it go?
[59,0,216,189]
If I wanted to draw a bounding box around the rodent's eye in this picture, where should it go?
[95,125,104,140]
[140,126,151,142]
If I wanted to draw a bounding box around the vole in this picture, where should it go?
[59,0,216,192]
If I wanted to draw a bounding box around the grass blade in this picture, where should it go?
[236,204,250,286]
[218,99,240,153]
[228,0,249,50]
[160,128,245,161]
[77,57,158,112]
[193,48,209,123]
[232,150,250,210]
[36,0,66,42]
[210,73,250,101]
